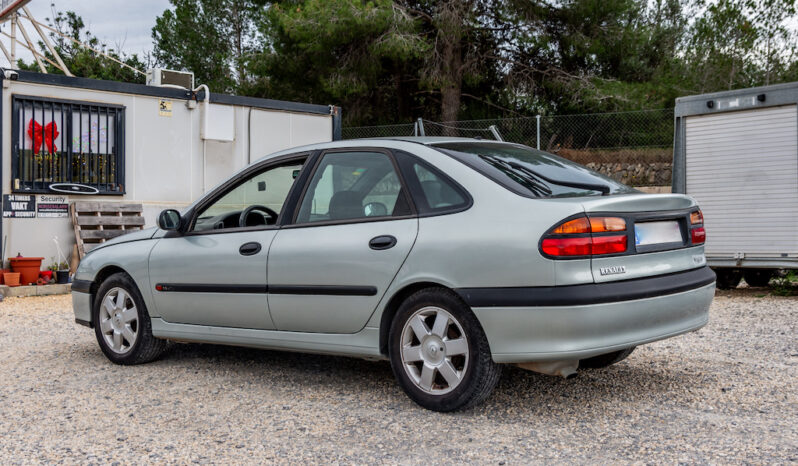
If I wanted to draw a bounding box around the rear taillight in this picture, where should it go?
[541,216,628,258]
[690,209,705,245]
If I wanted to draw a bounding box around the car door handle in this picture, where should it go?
[369,235,397,250]
[239,242,262,256]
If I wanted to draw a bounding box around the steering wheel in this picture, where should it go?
[239,205,279,228]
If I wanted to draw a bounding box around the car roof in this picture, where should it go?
[254,137,510,163]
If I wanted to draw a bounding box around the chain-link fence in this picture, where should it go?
[343,109,674,186]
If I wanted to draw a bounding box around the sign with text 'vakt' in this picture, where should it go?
[2,194,35,218]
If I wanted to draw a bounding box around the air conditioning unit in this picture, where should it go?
[146,68,194,89]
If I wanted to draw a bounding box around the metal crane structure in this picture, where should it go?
[0,0,145,78]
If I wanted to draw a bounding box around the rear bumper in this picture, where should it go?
[463,267,715,363]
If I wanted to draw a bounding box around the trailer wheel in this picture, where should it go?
[715,268,742,290]
[743,269,774,287]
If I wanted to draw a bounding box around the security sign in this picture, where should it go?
[2,194,35,218]
[37,194,69,218]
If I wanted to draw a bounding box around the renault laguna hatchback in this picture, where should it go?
[72,138,715,411]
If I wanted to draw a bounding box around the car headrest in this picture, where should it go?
[328,190,363,220]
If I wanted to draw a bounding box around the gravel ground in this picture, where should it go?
[0,290,796,464]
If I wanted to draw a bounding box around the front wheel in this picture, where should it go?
[389,288,501,412]
[93,272,168,365]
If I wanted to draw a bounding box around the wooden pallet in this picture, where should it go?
[70,201,145,259]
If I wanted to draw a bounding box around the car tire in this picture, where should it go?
[743,269,773,287]
[578,347,636,369]
[389,288,501,412]
[714,268,742,290]
[93,272,168,365]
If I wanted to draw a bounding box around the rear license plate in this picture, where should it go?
[635,221,682,246]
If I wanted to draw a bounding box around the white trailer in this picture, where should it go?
[672,82,798,288]
[0,69,341,265]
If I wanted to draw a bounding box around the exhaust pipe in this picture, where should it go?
[515,359,579,379]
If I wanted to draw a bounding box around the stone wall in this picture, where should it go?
[585,162,672,187]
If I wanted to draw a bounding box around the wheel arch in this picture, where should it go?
[378,281,454,356]
[82,265,134,327]
[91,265,131,294]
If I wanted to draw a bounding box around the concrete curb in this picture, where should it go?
[0,283,72,298]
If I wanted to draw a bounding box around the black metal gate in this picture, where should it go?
[11,95,125,194]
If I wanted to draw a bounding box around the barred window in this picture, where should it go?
[12,96,125,195]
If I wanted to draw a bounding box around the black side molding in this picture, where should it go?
[269,285,378,296]
[156,284,269,294]
[155,283,378,296]
[71,279,92,294]
[456,266,716,307]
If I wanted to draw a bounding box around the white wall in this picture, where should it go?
[1,80,332,266]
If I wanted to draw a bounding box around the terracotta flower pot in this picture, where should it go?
[0,269,9,285]
[10,257,44,285]
[4,272,20,287]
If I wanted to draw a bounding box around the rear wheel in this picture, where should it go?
[743,269,774,287]
[715,268,742,290]
[93,273,168,365]
[389,288,501,412]
[579,347,636,369]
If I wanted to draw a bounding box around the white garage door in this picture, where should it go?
[685,104,798,258]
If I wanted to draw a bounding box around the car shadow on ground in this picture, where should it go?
[126,341,704,415]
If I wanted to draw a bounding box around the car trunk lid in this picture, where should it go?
[579,193,705,283]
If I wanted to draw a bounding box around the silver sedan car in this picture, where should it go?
[72,137,715,411]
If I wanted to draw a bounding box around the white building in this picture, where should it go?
[0,69,340,264]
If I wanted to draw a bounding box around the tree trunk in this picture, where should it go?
[439,31,463,136]
[441,84,461,125]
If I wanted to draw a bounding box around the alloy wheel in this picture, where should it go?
[400,306,469,395]
[98,287,139,354]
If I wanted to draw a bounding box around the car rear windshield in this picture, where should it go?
[433,142,637,198]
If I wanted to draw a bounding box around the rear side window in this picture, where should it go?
[434,142,637,198]
[413,163,468,213]
[393,151,471,215]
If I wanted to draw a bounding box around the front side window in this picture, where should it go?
[296,151,410,223]
[12,96,125,194]
[434,142,637,198]
[193,162,303,231]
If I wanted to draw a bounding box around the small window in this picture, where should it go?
[296,151,409,223]
[193,162,303,231]
[12,96,125,194]
[413,163,468,213]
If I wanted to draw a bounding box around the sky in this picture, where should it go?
[1,0,170,67]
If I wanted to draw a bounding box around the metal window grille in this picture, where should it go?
[11,95,126,195]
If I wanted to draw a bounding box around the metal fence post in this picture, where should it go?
[416,118,425,137]
[488,125,504,141]
[536,114,541,150]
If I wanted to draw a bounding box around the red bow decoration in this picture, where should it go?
[27,119,59,155]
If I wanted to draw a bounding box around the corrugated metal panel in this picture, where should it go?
[685,104,798,257]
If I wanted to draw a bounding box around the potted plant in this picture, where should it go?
[51,260,70,284]
[50,237,71,284]
[9,254,44,285]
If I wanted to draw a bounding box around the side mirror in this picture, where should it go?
[158,209,183,231]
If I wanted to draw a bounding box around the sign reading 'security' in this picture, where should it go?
[37,195,69,218]
[2,194,35,218]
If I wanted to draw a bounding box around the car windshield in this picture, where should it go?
[433,142,637,198]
